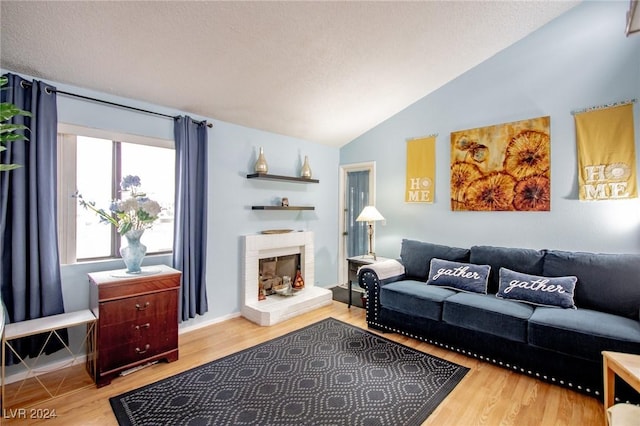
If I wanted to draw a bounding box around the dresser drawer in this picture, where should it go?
[99,291,177,326]
[99,314,177,347]
[99,333,177,373]
[94,274,180,302]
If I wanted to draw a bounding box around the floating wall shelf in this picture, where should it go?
[251,206,315,211]
[246,173,319,184]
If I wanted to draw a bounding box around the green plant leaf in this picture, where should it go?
[0,133,28,143]
[0,164,21,172]
[0,104,32,121]
[0,123,29,134]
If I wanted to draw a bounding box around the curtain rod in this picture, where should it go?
[19,80,213,128]
[571,98,637,115]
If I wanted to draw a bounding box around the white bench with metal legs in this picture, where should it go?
[1,310,96,409]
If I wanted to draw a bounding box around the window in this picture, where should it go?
[58,125,174,264]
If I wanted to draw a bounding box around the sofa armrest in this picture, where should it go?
[358,259,405,282]
[358,260,405,325]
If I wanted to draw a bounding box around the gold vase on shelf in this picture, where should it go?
[301,155,312,178]
[254,147,268,173]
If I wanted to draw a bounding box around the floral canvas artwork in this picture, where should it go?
[450,116,551,211]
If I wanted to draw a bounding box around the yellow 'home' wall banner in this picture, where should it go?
[575,103,637,201]
[405,136,435,203]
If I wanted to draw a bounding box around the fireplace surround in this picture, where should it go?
[242,231,332,325]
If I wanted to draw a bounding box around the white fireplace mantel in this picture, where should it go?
[242,231,332,326]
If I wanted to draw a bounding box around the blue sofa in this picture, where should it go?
[359,239,640,400]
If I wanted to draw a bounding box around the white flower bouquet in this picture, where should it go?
[76,175,162,235]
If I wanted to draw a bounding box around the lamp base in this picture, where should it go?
[367,223,376,261]
[361,253,378,260]
[360,252,377,261]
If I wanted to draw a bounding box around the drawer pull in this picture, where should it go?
[135,323,151,330]
[136,344,151,354]
[135,302,150,311]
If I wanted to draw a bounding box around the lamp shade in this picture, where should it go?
[356,206,385,222]
[627,0,639,36]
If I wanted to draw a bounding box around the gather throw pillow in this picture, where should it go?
[426,258,490,294]
[497,267,577,309]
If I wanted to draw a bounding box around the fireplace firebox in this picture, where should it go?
[259,254,300,297]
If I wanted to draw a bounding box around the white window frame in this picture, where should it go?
[57,123,174,265]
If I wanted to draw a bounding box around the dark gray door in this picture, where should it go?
[345,170,370,257]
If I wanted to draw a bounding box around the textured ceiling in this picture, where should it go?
[0,1,579,147]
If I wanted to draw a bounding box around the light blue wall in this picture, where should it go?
[341,1,640,258]
[1,71,340,328]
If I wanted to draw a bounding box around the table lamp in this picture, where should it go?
[356,205,385,260]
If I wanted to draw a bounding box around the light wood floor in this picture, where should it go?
[2,301,604,425]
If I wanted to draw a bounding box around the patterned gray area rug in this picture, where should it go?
[110,318,469,426]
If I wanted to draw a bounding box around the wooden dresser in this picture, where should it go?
[88,265,180,387]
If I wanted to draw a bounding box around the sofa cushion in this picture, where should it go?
[470,245,545,294]
[426,258,490,294]
[543,250,640,320]
[528,307,640,362]
[400,239,470,281]
[442,292,535,343]
[496,268,577,309]
[380,280,456,321]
